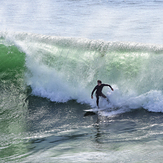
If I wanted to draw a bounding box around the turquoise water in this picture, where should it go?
[1,0,163,162]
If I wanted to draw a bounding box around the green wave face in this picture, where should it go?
[0,39,25,85]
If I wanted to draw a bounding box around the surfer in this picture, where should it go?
[91,80,114,108]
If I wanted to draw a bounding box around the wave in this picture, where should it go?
[1,32,163,114]
[0,37,25,88]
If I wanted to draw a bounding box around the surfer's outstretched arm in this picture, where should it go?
[109,85,114,91]
[104,84,114,91]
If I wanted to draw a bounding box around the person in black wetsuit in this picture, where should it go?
[91,80,114,108]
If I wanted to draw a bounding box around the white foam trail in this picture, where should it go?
[99,88,163,117]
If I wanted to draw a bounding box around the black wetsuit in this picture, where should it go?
[91,84,111,107]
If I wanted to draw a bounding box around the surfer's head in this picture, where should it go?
[97,80,102,85]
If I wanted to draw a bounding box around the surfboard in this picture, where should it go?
[83,106,116,116]
[83,108,105,116]
[84,108,99,112]
[83,108,97,116]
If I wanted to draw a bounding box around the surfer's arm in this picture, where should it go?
[91,86,97,98]
[104,84,114,91]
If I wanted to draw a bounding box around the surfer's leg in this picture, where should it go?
[101,93,110,103]
[96,94,99,108]
[101,93,106,98]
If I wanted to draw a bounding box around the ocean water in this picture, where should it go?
[1,0,163,162]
